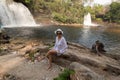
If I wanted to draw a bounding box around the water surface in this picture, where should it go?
[5,25,120,54]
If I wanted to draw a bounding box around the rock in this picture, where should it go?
[53,55,71,68]
[34,52,40,57]
[0,40,120,80]
[0,47,11,56]
[23,46,49,62]
[38,46,49,54]
[68,42,88,50]
[3,73,21,80]
[103,64,120,76]
[78,57,105,68]
[69,62,104,80]
[25,46,48,55]
[0,30,10,44]
[105,54,120,60]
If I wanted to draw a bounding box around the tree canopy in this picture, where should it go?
[104,2,120,23]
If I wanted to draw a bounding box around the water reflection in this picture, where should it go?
[79,27,92,47]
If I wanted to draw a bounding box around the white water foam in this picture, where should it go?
[0,0,38,27]
[83,13,98,26]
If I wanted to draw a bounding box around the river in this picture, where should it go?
[5,25,120,54]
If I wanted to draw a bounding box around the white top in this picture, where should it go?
[53,36,68,55]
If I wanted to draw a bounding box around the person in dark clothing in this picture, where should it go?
[91,40,106,56]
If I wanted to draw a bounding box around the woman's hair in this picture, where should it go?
[56,31,62,35]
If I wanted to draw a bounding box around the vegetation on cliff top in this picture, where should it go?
[14,0,120,24]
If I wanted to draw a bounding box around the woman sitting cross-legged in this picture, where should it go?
[39,29,68,69]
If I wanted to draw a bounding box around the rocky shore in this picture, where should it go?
[0,38,120,80]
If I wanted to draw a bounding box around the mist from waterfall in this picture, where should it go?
[0,0,36,27]
[83,13,98,26]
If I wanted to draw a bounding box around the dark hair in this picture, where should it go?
[96,40,100,44]
[56,31,62,35]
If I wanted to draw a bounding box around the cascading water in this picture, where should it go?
[0,0,36,27]
[83,13,98,26]
[83,13,91,26]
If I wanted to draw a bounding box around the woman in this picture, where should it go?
[39,29,68,69]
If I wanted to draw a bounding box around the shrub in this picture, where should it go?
[54,69,75,80]
[52,12,67,23]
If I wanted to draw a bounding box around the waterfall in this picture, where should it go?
[0,0,36,27]
[83,13,91,25]
[83,13,98,26]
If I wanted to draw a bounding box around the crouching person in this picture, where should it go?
[39,29,68,69]
[91,40,106,56]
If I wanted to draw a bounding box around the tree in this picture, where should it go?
[104,2,120,23]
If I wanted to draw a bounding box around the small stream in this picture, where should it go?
[5,25,120,55]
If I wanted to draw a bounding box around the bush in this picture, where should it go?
[52,12,67,23]
[54,69,75,80]
[96,18,102,22]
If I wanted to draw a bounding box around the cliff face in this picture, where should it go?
[0,40,120,80]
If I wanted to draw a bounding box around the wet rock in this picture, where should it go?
[69,62,104,80]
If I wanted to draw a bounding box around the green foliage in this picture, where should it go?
[25,0,31,3]
[54,69,75,80]
[104,2,120,23]
[95,18,102,22]
[0,47,3,52]
[28,52,35,62]
[93,4,104,14]
[84,4,104,20]
[49,0,84,23]
[52,12,67,23]
[0,46,4,52]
